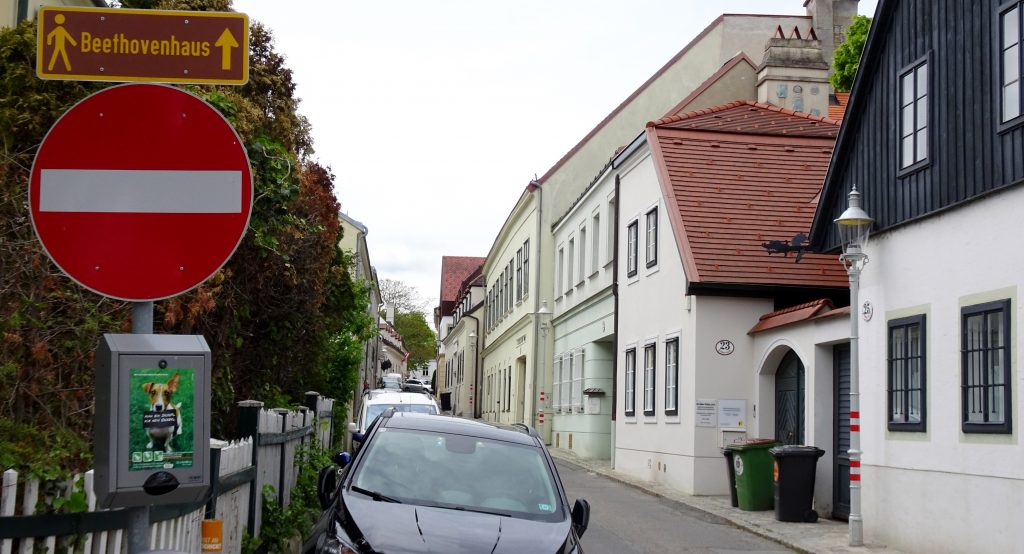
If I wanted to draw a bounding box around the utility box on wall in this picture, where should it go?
[94,334,212,508]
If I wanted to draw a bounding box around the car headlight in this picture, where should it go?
[320,521,360,554]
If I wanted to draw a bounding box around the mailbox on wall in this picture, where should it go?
[94,334,212,508]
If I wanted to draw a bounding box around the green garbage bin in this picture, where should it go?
[724,439,779,511]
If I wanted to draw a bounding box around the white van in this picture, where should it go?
[349,390,440,437]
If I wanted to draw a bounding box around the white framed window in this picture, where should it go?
[645,208,658,267]
[553,356,562,413]
[591,213,600,275]
[516,249,523,300]
[567,238,575,292]
[607,200,616,263]
[665,338,678,415]
[624,348,636,416]
[522,239,530,297]
[626,220,638,277]
[564,352,573,411]
[899,57,928,169]
[557,247,565,297]
[643,343,656,415]
[578,227,586,284]
[572,349,584,412]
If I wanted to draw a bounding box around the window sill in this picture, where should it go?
[962,422,1012,434]
[646,259,657,269]
[588,270,599,280]
[887,422,926,433]
[998,113,1024,134]
[897,159,930,179]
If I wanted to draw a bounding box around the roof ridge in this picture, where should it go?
[757,298,833,321]
[647,100,842,129]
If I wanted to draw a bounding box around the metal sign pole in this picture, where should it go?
[127,301,153,553]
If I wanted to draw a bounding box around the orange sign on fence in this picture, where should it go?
[36,6,248,85]
[201,519,223,552]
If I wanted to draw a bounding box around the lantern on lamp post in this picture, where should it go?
[834,185,873,547]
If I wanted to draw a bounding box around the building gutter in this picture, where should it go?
[461,314,481,419]
[610,174,621,469]
[529,180,544,430]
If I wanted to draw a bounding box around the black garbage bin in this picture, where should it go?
[722,448,739,508]
[769,445,825,522]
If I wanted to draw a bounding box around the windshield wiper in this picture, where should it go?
[351,485,402,503]
[426,504,511,517]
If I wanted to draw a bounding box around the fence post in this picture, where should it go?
[236,400,263,538]
[273,408,289,507]
[304,392,318,414]
[204,443,223,520]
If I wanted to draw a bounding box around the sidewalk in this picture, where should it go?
[549,449,906,554]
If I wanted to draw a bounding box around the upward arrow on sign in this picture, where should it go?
[215,28,239,71]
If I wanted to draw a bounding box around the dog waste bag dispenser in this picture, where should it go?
[94,334,212,508]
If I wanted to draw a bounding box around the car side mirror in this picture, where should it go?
[316,466,338,510]
[347,421,357,433]
[332,451,351,468]
[571,498,590,538]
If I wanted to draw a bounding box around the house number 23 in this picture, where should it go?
[715,340,735,356]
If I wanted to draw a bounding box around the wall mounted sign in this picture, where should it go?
[695,399,717,427]
[715,340,735,356]
[862,301,874,321]
[718,399,746,428]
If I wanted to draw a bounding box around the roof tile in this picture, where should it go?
[650,101,847,289]
[438,256,486,313]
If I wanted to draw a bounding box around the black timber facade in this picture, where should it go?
[810,0,1024,249]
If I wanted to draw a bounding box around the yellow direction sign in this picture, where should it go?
[37,6,248,85]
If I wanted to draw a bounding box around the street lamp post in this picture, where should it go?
[533,302,552,432]
[834,185,873,547]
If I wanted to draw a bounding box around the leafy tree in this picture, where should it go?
[393,312,437,371]
[830,15,872,92]
[0,0,375,474]
[379,278,430,314]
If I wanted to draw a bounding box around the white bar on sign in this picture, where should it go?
[39,169,242,213]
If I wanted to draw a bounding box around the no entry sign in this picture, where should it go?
[29,84,253,301]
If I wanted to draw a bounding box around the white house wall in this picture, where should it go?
[615,148,706,493]
[858,186,1024,553]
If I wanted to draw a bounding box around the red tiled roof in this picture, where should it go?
[748,299,833,334]
[828,92,850,121]
[648,100,840,135]
[439,256,485,314]
[649,101,848,289]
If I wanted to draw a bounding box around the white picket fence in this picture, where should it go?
[248,395,335,537]
[0,437,250,554]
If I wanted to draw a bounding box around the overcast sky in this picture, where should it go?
[231,0,878,311]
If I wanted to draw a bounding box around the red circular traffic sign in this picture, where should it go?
[29,84,253,301]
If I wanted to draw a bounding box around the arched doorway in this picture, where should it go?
[775,350,805,445]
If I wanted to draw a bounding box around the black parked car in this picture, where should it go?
[305,411,590,553]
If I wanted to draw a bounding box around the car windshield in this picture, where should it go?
[351,428,561,521]
[365,403,437,424]
[381,378,402,391]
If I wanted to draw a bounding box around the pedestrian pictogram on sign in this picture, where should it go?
[29,84,253,301]
[36,6,249,85]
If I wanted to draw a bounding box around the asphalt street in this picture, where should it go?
[555,460,793,554]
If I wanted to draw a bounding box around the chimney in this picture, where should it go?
[804,0,859,71]
[386,303,395,324]
[757,25,830,116]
